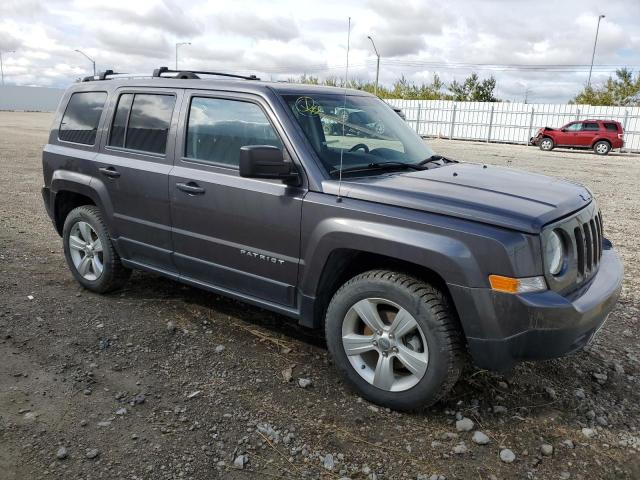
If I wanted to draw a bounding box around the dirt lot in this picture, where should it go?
[1,111,639,480]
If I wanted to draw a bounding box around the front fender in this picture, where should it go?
[300,216,483,295]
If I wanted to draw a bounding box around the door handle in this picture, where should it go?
[176,182,205,195]
[99,166,121,178]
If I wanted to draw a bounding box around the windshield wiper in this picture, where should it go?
[331,161,423,176]
[416,154,457,166]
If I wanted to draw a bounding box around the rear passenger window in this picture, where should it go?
[583,122,599,131]
[185,97,282,167]
[604,123,618,132]
[108,93,175,154]
[59,92,107,145]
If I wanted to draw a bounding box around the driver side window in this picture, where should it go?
[565,123,582,132]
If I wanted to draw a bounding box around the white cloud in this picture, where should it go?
[0,0,638,102]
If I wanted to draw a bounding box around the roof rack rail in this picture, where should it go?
[81,69,125,82]
[152,66,260,81]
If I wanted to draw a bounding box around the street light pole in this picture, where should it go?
[587,14,605,88]
[1,50,15,86]
[175,42,191,70]
[74,49,96,76]
[367,36,380,96]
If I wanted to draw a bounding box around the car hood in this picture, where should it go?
[322,163,592,233]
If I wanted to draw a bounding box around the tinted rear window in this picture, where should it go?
[125,94,175,154]
[582,122,599,131]
[108,93,133,148]
[59,92,107,145]
[604,123,619,132]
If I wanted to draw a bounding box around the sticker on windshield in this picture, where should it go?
[294,96,323,116]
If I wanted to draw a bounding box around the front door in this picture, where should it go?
[95,88,182,272]
[169,91,304,307]
[556,121,582,146]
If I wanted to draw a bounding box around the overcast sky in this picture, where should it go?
[1,0,638,103]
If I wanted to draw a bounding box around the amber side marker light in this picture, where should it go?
[489,274,547,294]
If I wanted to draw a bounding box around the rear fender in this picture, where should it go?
[51,171,116,235]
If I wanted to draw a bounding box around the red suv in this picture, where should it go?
[531,120,624,155]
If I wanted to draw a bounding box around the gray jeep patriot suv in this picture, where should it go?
[42,67,624,410]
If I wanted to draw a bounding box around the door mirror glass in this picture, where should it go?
[239,146,298,183]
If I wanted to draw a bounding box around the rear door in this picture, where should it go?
[577,121,599,146]
[169,90,305,307]
[95,88,183,272]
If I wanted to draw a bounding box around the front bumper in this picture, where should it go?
[449,246,624,371]
[42,186,53,219]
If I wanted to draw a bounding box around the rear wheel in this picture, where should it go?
[62,206,131,293]
[593,140,611,155]
[325,270,463,411]
[539,137,554,151]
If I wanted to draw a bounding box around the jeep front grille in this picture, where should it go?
[542,201,603,294]
[573,211,603,282]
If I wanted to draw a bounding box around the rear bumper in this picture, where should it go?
[449,246,624,371]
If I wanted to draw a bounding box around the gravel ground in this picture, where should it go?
[0,111,639,480]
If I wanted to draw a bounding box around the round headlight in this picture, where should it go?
[545,230,564,275]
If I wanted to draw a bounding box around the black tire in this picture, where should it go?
[325,270,463,411]
[593,140,611,155]
[62,205,131,293]
[539,137,554,151]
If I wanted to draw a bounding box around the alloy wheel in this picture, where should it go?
[341,298,429,392]
[68,221,104,281]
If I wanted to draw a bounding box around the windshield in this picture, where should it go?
[283,94,435,176]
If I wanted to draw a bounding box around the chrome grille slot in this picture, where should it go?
[574,226,585,279]
[589,219,598,267]
[583,222,593,272]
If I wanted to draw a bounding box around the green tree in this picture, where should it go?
[448,73,499,102]
[288,72,499,101]
[572,68,640,106]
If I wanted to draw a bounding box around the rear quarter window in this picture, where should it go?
[604,123,619,132]
[59,92,107,145]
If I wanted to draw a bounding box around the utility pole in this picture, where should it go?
[1,50,15,86]
[587,14,605,88]
[175,42,191,70]
[74,49,96,76]
[367,35,380,96]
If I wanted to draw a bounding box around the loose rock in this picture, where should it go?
[298,378,312,388]
[540,443,553,456]
[323,453,335,470]
[500,448,516,463]
[472,431,490,445]
[85,448,100,459]
[56,446,68,460]
[582,427,597,438]
[453,442,467,454]
[455,417,474,432]
[215,344,225,354]
[233,454,247,469]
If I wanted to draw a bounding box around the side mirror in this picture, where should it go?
[561,128,567,132]
[239,145,298,183]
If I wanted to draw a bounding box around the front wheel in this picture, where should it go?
[539,137,554,151]
[325,270,463,411]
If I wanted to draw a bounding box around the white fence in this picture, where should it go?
[386,99,640,153]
